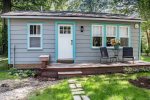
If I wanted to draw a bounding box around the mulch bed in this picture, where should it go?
[129,76,150,89]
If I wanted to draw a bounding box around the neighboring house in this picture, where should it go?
[1,11,141,68]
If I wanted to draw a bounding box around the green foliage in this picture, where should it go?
[141,55,150,62]
[112,0,137,15]
[137,0,150,20]
[8,68,37,78]
[12,0,68,11]
[144,47,150,56]
[68,0,109,12]
[0,71,19,80]
[29,81,73,100]
[79,73,150,100]
[0,60,9,70]
[124,67,150,74]
[29,73,150,100]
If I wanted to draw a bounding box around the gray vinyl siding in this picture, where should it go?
[75,20,140,63]
[10,19,140,64]
[10,19,55,64]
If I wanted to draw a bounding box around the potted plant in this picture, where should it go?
[111,39,120,49]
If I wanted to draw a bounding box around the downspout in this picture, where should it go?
[7,18,11,64]
[13,44,15,68]
[139,23,141,60]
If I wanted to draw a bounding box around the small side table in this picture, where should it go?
[112,49,121,61]
[39,55,49,68]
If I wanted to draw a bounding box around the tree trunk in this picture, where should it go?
[2,0,11,13]
[146,31,150,49]
[2,0,11,54]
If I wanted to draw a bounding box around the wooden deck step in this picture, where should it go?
[58,71,82,75]
[58,71,83,78]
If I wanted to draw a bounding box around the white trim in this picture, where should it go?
[119,26,130,47]
[91,24,104,48]
[106,25,117,47]
[27,23,43,50]
[58,24,73,59]
[1,16,142,22]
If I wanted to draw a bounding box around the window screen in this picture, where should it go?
[119,26,129,47]
[106,25,116,46]
[92,25,103,47]
[28,24,42,49]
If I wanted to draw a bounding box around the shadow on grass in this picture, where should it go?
[141,56,150,62]
[80,73,150,100]
[28,81,73,100]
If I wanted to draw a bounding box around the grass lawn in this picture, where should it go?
[29,72,150,100]
[0,59,18,80]
[0,71,18,80]
[28,81,73,100]
[0,60,9,70]
[141,55,150,62]
[79,72,150,100]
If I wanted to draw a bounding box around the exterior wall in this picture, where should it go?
[75,20,140,62]
[9,19,140,65]
[10,19,55,64]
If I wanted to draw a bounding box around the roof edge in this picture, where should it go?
[1,15,142,22]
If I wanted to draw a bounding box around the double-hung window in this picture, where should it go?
[92,25,103,48]
[28,24,42,49]
[119,26,129,47]
[106,25,117,47]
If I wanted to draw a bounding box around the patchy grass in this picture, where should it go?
[0,71,18,80]
[79,72,150,100]
[28,81,73,100]
[141,55,150,62]
[0,59,18,80]
[28,72,150,100]
[0,60,9,70]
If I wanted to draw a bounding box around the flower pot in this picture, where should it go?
[114,45,119,50]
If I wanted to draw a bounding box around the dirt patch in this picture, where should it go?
[129,76,150,89]
[0,78,59,100]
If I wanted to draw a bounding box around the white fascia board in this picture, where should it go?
[1,15,142,22]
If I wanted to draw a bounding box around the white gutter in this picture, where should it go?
[1,15,142,22]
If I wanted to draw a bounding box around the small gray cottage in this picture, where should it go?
[1,11,141,68]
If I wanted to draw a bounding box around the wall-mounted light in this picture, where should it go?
[134,24,139,29]
[80,26,84,32]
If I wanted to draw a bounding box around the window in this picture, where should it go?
[60,25,71,34]
[28,24,42,49]
[106,25,117,46]
[119,26,129,47]
[92,25,103,48]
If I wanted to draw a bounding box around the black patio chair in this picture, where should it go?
[100,47,117,63]
[122,47,134,63]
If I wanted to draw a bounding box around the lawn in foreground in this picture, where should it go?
[28,81,73,100]
[141,55,150,62]
[29,72,150,100]
[0,59,9,70]
[0,60,18,80]
[0,71,18,80]
[79,72,150,100]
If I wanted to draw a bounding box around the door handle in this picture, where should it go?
[71,40,73,45]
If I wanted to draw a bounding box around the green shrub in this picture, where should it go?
[124,67,150,74]
[8,68,37,78]
[144,47,150,56]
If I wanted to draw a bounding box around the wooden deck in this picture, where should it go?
[39,61,150,79]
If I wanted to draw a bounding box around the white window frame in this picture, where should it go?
[119,26,130,47]
[91,24,104,48]
[27,24,43,50]
[106,25,117,47]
